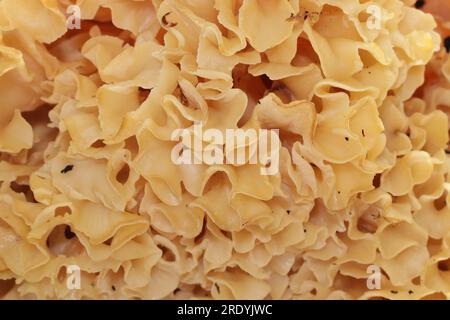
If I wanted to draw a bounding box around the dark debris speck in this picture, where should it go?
[444,36,450,53]
[64,226,75,239]
[414,0,425,9]
[61,165,74,174]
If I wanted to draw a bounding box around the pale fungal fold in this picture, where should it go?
[0,0,449,300]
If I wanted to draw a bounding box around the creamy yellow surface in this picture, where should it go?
[0,0,449,300]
